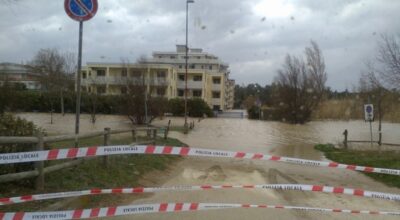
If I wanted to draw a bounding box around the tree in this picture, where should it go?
[120,58,168,125]
[29,48,75,119]
[272,41,327,123]
[359,61,395,146]
[376,34,400,88]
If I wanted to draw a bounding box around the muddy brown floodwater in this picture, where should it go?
[17,113,400,219]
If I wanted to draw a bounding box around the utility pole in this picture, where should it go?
[184,0,194,134]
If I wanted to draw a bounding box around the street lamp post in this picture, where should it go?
[184,0,194,134]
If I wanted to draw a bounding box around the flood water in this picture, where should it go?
[17,113,400,160]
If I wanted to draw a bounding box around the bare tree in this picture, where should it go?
[30,48,75,119]
[272,41,327,123]
[376,34,400,87]
[120,57,168,125]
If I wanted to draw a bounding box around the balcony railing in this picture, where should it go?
[177,80,203,89]
[81,77,168,86]
[212,84,221,91]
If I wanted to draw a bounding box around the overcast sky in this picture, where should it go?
[1,0,400,91]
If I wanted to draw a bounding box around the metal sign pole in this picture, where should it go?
[75,21,83,147]
[369,120,373,148]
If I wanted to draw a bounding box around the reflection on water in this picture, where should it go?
[17,113,400,160]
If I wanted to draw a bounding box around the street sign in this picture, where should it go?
[364,104,374,122]
[64,0,98,22]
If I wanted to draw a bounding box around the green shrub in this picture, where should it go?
[0,113,43,186]
[168,98,213,117]
[248,105,260,119]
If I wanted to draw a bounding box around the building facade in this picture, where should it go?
[81,46,235,111]
[0,62,41,90]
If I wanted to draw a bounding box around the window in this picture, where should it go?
[170,56,176,59]
[193,90,202,97]
[82,71,87,79]
[197,56,201,59]
[193,75,202,81]
[213,77,221,84]
[213,105,220,111]
[190,64,195,69]
[212,91,220,98]
[157,88,165,96]
[97,86,106,94]
[97,69,106,77]
[178,89,184,97]
[88,71,92,77]
[209,65,213,70]
[121,69,127,77]
[121,87,127,94]
[179,65,183,69]
[178,74,185,81]
[157,71,166,78]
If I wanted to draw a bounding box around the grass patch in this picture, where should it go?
[315,144,400,188]
[0,136,186,212]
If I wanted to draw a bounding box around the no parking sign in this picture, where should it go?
[364,104,374,122]
[64,0,98,22]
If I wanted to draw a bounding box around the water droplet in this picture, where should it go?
[300,105,305,110]
[201,25,207,30]
[107,19,112,23]
[261,17,266,22]
[279,102,284,106]
[230,30,235,34]
[58,27,62,31]
[306,88,313,93]
[372,32,377,36]
[290,16,295,21]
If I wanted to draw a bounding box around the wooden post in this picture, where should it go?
[164,120,171,139]
[103,128,110,167]
[35,132,44,190]
[153,129,157,144]
[343,129,348,149]
[131,129,136,142]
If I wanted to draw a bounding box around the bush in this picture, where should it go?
[0,113,42,186]
[247,105,260,119]
[168,98,213,117]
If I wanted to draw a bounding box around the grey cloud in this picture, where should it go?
[1,0,400,91]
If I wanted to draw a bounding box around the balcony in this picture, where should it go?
[177,80,203,89]
[211,98,221,105]
[81,77,168,86]
[212,84,221,91]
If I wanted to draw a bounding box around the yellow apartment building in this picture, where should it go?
[81,45,235,111]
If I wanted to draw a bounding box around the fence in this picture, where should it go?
[0,125,170,190]
[342,129,400,149]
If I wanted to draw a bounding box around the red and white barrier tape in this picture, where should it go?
[1,202,400,219]
[1,145,399,176]
[1,184,400,206]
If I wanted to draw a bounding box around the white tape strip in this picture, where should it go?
[1,202,400,220]
[0,145,399,176]
[1,184,400,205]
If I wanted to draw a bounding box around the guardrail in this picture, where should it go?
[0,126,170,190]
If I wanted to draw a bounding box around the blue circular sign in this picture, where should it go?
[64,0,98,22]
[366,105,372,113]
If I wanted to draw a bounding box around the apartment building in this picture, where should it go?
[81,45,235,111]
[0,62,41,90]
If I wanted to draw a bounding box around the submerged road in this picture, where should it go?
[112,118,400,219]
